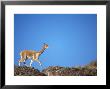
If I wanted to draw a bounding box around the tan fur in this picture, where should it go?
[18,43,48,66]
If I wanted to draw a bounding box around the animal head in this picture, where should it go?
[43,43,48,49]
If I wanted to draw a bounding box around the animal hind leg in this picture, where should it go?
[23,59,27,66]
[18,61,21,66]
[18,53,26,66]
[18,58,25,66]
[30,60,33,67]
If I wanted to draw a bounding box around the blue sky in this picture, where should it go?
[14,14,97,70]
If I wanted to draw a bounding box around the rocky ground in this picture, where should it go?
[14,61,97,76]
[14,66,46,76]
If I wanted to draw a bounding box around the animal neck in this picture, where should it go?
[39,47,46,55]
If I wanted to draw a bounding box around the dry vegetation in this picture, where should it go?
[14,60,97,76]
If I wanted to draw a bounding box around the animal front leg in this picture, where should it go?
[36,59,42,66]
[23,59,25,64]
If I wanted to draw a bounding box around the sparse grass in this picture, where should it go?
[14,60,97,76]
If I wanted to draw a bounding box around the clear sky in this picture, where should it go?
[14,14,97,70]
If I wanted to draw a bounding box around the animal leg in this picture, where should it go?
[18,59,21,66]
[36,59,42,66]
[18,58,25,66]
[18,62,21,66]
[23,60,27,66]
[30,60,33,67]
